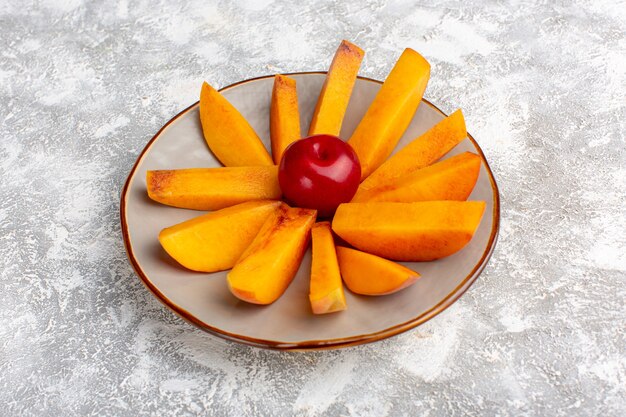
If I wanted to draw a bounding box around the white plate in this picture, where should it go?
[120,73,500,350]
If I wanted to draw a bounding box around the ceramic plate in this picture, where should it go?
[120,72,500,350]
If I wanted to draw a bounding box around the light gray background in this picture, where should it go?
[1,0,624,415]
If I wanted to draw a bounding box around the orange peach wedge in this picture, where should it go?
[270,75,301,164]
[332,201,486,261]
[309,222,347,314]
[158,200,281,272]
[355,109,467,198]
[352,152,481,203]
[200,82,273,166]
[348,48,430,179]
[336,247,420,295]
[146,166,281,210]
[308,40,364,136]
[228,204,317,305]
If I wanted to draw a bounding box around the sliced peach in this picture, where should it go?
[200,82,273,166]
[308,40,364,136]
[309,222,347,314]
[348,48,430,179]
[332,201,486,261]
[227,204,317,305]
[352,152,481,203]
[336,247,420,295]
[146,166,281,210]
[270,75,301,164]
[158,200,281,272]
[356,109,467,197]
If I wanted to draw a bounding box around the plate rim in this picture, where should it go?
[120,71,501,351]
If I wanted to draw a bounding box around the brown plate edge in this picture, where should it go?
[119,72,501,351]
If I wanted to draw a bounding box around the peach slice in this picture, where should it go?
[200,82,273,166]
[332,201,486,261]
[158,200,281,272]
[348,48,430,179]
[336,247,420,295]
[228,204,317,305]
[355,109,467,198]
[308,40,364,136]
[352,152,481,203]
[270,75,301,164]
[309,222,347,314]
[146,166,281,210]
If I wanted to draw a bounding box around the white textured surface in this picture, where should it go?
[1,0,625,415]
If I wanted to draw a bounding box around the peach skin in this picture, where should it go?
[355,109,467,198]
[270,75,301,164]
[158,200,281,272]
[309,222,347,314]
[227,204,317,305]
[352,152,481,203]
[332,201,486,261]
[348,48,430,179]
[336,247,420,295]
[146,166,281,210]
[200,81,273,166]
[308,40,364,136]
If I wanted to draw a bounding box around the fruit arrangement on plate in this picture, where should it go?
[146,40,485,315]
